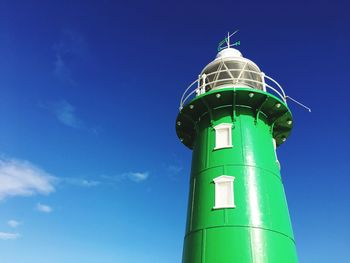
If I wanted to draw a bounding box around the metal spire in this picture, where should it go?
[218,30,240,51]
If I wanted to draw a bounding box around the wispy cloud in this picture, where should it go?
[41,100,100,133]
[127,172,149,183]
[36,203,53,213]
[54,54,76,86]
[0,232,20,240]
[167,164,183,175]
[53,29,87,85]
[163,157,183,180]
[52,100,82,128]
[0,158,56,201]
[61,177,100,187]
[7,220,20,228]
[101,171,150,184]
[80,179,100,187]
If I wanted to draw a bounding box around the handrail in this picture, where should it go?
[179,68,287,110]
[200,68,264,79]
[180,78,201,110]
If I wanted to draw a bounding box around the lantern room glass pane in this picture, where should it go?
[201,60,263,91]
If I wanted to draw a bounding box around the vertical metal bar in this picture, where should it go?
[201,74,207,94]
[261,72,266,92]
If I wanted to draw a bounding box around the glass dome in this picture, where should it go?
[199,48,264,92]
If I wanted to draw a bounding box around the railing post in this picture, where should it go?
[196,75,201,96]
[261,72,266,92]
[201,74,207,94]
[180,70,287,112]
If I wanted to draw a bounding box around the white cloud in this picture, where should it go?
[62,177,100,187]
[0,232,20,240]
[53,100,82,128]
[127,172,149,183]
[0,158,56,200]
[81,179,100,187]
[100,172,150,184]
[167,164,183,175]
[41,100,99,133]
[53,29,87,85]
[7,220,20,228]
[36,203,53,213]
[53,54,75,85]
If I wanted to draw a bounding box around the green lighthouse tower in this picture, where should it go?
[176,34,298,263]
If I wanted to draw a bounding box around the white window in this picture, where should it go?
[213,175,235,209]
[214,123,232,149]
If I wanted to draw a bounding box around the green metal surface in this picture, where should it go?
[176,88,298,263]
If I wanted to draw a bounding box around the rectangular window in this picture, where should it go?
[213,176,235,209]
[214,123,232,149]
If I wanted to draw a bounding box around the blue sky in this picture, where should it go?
[0,0,349,262]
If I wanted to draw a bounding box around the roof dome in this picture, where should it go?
[215,48,242,60]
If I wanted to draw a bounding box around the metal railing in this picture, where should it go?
[179,68,287,110]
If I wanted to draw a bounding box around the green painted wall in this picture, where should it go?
[177,88,298,263]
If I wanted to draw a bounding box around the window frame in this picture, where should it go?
[213,175,236,209]
[213,123,233,150]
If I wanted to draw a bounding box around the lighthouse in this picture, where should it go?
[176,33,298,263]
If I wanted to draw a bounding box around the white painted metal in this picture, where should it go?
[286,96,312,112]
[213,175,235,209]
[179,42,291,110]
[217,30,240,51]
[179,69,287,109]
[215,48,242,60]
[214,123,233,150]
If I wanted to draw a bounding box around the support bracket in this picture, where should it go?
[201,97,215,127]
[232,90,237,123]
[255,95,269,124]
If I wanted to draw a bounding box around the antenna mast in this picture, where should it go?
[218,30,240,51]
